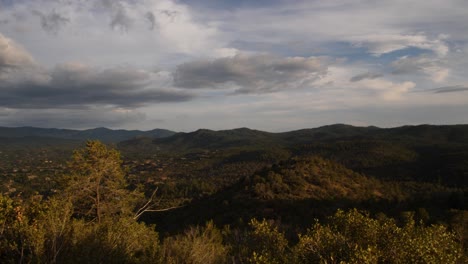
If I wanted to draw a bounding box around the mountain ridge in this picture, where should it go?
[3,123,468,146]
[132,124,468,152]
[0,126,176,142]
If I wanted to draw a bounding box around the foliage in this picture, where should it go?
[245,219,289,264]
[0,193,160,263]
[66,140,139,222]
[1,133,468,262]
[245,156,384,201]
[62,217,160,264]
[0,194,26,263]
[293,209,464,263]
[162,221,228,264]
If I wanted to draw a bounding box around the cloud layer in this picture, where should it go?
[174,54,327,93]
[0,0,467,130]
[0,33,192,109]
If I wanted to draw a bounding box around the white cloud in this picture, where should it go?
[360,79,416,101]
[148,0,219,55]
[309,64,416,102]
[0,33,36,70]
[0,0,224,68]
[350,34,449,57]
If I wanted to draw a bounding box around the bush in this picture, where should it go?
[62,217,160,264]
[293,209,464,264]
[162,221,228,264]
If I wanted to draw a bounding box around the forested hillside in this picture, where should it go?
[0,124,467,263]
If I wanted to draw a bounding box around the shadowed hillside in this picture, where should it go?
[142,155,466,235]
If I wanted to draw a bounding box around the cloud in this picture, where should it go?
[0,33,36,72]
[0,63,193,109]
[145,11,157,30]
[350,72,383,82]
[96,0,133,32]
[1,0,468,131]
[152,2,218,55]
[319,65,416,101]
[362,79,416,101]
[430,85,468,94]
[391,55,449,82]
[0,0,223,66]
[160,9,179,21]
[110,8,133,32]
[351,34,449,57]
[174,53,327,93]
[0,107,13,117]
[0,33,193,109]
[32,10,70,34]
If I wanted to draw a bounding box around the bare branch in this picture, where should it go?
[141,205,186,212]
[134,204,186,219]
[133,187,159,220]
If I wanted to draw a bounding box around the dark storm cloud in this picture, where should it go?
[349,72,383,82]
[0,64,193,109]
[173,54,327,94]
[0,32,192,109]
[430,85,468,94]
[32,10,70,34]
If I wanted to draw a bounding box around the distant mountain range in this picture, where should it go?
[123,124,468,151]
[2,123,468,146]
[0,126,176,143]
[118,124,468,188]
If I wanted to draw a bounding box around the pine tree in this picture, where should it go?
[66,140,136,222]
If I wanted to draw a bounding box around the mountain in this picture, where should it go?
[122,124,379,152]
[120,124,468,186]
[277,123,380,143]
[0,126,176,142]
[122,124,468,151]
[148,127,278,151]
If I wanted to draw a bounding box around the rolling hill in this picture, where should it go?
[118,124,468,187]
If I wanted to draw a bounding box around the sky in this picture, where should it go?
[0,0,467,132]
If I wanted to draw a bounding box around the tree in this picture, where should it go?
[66,140,136,223]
